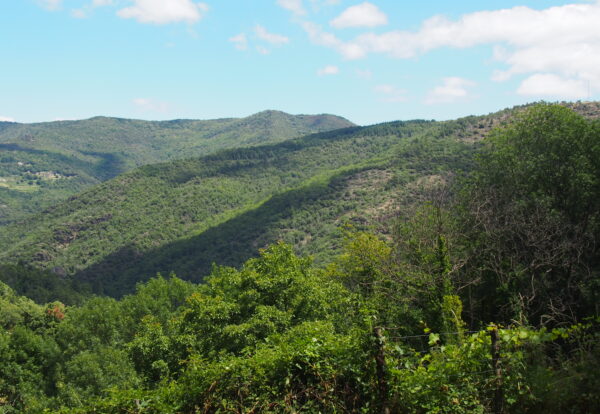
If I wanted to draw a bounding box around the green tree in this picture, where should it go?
[462,104,600,325]
[179,242,347,355]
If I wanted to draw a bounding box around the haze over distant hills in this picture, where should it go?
[0,110,353,224]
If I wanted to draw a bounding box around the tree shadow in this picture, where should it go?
[74,168,365,297]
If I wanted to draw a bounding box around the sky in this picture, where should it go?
[1,0,599,125]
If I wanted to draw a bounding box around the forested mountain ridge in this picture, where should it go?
[1,103,599,413]
[2,102,599,298]
[0,105,507,296]
[0,111,353,224]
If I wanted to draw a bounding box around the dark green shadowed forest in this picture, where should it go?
[1,104,599,413]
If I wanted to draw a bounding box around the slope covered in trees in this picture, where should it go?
[0,111,353,224]
[0,103,599,412]
[1,235,598,412]
[0,115,479,296]
[3,103,599,297]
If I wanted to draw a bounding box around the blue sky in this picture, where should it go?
[1,0,599,125]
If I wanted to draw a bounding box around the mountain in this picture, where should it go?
[2,103,599,414]
[0,111,353,224]
[0,113,476,296]
[2,102,598,297]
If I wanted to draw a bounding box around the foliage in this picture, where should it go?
[459,104,600,325]
[0,103,599,412]
[0,114,479,297]
[0,241,598,412]
[0,111,353,225]
[0,264,87,306]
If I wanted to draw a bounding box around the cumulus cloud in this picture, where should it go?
[276,0,306,16]
[0,116,16,122]
[425,77,476,104]
[517,73,588,99]
[117,0,208,24]
[229,33,248,51]
[255,25,290,45]
[133,98,170,113]
[317,65,339,76]
[330,2,388,29]
[303,1,600,98]
[302,21,367,59]
[375,84,407,103]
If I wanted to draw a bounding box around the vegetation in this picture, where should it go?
[0,264,87,306]
[0,103,599,412]
[0,241,598,412]
[457,104,600,326]
[0,114,483,296]
[0,111,353,224]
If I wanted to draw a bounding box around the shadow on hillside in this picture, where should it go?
[0,144,127,180]
[74,169,365,297]
[79,150,128,180]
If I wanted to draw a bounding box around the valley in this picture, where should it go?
[0,111,353,224]
[1,102,599,413]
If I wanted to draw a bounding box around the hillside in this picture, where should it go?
[2,102,598,297]
[1,103,599,413]
[0,112,481,296]
[0,111,353,224]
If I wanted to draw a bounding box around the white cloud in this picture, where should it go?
[117,0,208,24]
[93,0,113,5]
[425,77,476,104]
[38,0,62,11]
[229,33,248,51]
[133,98,170,113]
[375,84,407,103]
[517,73,588,99]
[317,65,339,76]
[304,1,600,96]
[276,0,306,16]
[330,2,388,29]
[302,21,367,59]
[0,116,15,122]
[255,25,289,45]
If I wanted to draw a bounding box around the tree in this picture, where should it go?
[462,104,600,325]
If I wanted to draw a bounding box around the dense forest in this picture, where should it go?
[0,111,352,225]
[0,111,491,296]
[1,103,599,412]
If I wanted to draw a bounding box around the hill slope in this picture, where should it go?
[0,115,475,295]
[3,102,598,297]
[0,111,353,224]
